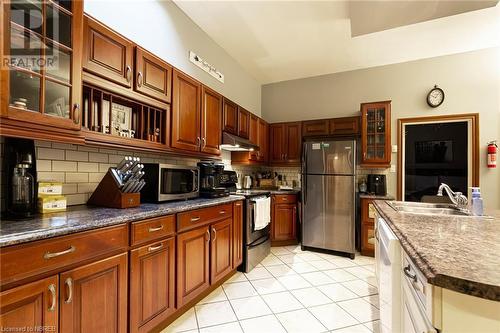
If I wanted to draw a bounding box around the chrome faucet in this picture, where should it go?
[437,183,468,210]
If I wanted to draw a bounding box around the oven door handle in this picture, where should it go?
[249,235,270,248]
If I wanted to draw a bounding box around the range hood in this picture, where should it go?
[220,132,259,152]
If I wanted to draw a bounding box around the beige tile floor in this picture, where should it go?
[162,245,380,333]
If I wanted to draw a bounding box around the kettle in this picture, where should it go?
[243,175,252,189]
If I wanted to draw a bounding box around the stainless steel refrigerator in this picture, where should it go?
[302,139,356,258]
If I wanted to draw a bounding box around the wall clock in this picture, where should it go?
[427,85,445,108]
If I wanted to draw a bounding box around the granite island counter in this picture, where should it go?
[373,200,500,302]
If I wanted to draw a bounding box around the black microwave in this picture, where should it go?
[141,164,199,202]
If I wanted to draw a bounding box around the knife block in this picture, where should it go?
[87,170,141,209]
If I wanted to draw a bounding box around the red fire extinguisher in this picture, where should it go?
[488,141,497,168]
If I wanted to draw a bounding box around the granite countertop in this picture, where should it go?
[0,195,245,248]
[359,193,395,200]
[373,200,500,301]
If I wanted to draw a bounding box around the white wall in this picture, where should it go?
[262,47,500,209]
[84,0,261,116]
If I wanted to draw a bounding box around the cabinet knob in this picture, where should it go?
[137,71,143,87]
[202,137,206,148]
[126,65,132,83]
[73,103,80,125]
[196,137,201,147]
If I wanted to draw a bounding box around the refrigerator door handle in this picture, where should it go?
[303,143,307,204]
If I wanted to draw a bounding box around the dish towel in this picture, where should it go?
[254,197,271,230]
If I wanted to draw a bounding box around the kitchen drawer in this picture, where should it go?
[131,215,176,246]
[273,194,297,204]
[0,224,128,286]
[178,203,233,232]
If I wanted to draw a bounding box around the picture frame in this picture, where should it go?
[111,103,132,137]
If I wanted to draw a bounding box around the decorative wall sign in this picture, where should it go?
[189,51,225,83]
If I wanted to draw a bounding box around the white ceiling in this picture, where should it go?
[173,1,500,84]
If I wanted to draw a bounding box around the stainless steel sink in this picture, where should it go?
[387,201,472,216]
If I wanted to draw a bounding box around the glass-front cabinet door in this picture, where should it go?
[1,0,82,130]
[361,101,391,166]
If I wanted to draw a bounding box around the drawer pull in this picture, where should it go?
[64,278,73,304]
[48,284,56,311]
[44,246,76,259]
[148,225,164,232]
[148,244,164,252]
[219,210,226,214]
[191,216,201,222]
[403,265,417,282]
[282,198,288,201]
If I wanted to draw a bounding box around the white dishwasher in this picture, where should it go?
[375,215,402,333]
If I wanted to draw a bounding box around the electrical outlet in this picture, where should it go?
[390,164,396,172]
[392,145,398,153]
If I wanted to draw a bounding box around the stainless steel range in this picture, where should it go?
[220,172,271,272]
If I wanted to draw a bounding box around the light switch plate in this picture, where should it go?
[392,145,398,153]
[390,164,396,172]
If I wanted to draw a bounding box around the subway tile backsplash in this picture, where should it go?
[0,137,200,207]
[1,138,394,209]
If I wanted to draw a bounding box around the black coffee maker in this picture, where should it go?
[367,174,387,196]
[3,138,38,218]
[197,161,229,198]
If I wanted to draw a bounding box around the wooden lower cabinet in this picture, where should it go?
[176,226,210,307]
[0,203,243,333]
[0,276,59,332]
[233,201,244,268]
[130,237,175,333]
[210,219,233,285]
[360,197,384,257]
[271,195,298,244]
[59,253,128,333]
[272,203,297,242]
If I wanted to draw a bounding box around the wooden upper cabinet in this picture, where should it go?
[249,114,259,145]
[0,276,59,332]
[258,118,269,162]
[171,69,201,152]
[201,86,222,155]
[303,117,360,137]
[270,122,302,165]
[222,99,238,134]
[210,218,233,285]
[361,101,391,167]
[238,107,250,139]
[134,47,172,103]
[83,15,134,88]
[329,116,360,136]
[302,120,329,137]
[130,237,175,333]
[1,1,83,132]
[269,123,286,164]
[249,114,259,160]
[285,122,302,164]
[176,226,210,307]
[60,253,128,333]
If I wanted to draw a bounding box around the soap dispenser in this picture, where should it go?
[470,187,484,216]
